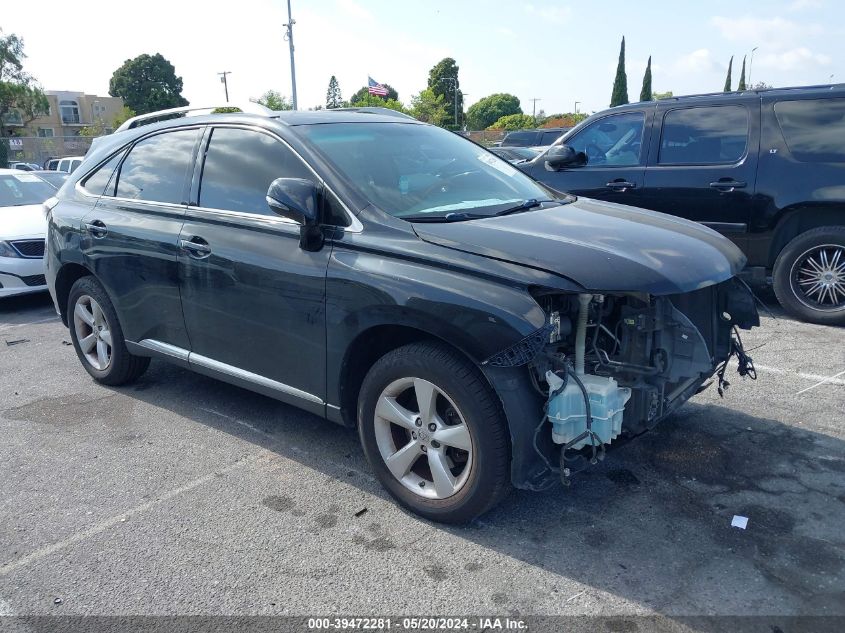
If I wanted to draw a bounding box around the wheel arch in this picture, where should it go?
[55,262,95,326]
[768,205,845,268]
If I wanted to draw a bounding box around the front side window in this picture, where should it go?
[115,129,198,204]
[198,127,313,215]
[298,122,555,219]
[775,98,845,163]
[659,105,748,165]
[567,112,645,167]
[60,100,80,125]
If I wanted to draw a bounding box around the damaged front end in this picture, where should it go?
[486,277,760,489]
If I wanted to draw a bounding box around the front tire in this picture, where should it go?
[358,342,511,524]
[773,227,845,326]
[67,276,150,385]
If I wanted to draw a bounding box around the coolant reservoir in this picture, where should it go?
[546,371,632,449]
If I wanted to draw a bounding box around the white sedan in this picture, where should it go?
[0,169,57,298]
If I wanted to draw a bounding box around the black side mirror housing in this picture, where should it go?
[266,178,324,251]
[545,144,587,171]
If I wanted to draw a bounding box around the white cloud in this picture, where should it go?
[755,47,832,70]
[673,49,721,73]
[788,0,824,11]
[524,3,572,24]
[711,15,822,49]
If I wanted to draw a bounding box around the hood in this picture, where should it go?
[1,204,47,241]
[413,197,746,295]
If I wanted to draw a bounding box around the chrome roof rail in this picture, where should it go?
[115,102,275,132]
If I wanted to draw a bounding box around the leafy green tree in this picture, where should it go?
[112,105,136,128]
[610,36,629,107]
[738,55,747,91]
[653,90,674,100]
[488,113,536,130]
[428,58,463,128]
[108,53,189,114]
[639,56,653,102]
[540,113,587,128]
[349,84,399,104]
[211,106,242,113]
[0,31,49,165]
[326,75,343,109]
[466,93,521,130]
[724,56,733,92]
[254,90,293,110]
[410,88,449,126]
[750,81,772,90]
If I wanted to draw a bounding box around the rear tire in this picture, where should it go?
[772,227,845,326]
[358,342,511,524]
[67,276,150,385]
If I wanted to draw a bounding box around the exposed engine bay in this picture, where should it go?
[487,278,761,487]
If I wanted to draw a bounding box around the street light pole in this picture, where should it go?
[529,98,541,123]
[218,71,231,102]
[574,101,580,115]
[284,0,298,110]
[748,47,758,88]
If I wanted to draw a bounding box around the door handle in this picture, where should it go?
[709,180,747,192]
[84,220,108,238]
[606,180,636,191]
[179,237,212,258]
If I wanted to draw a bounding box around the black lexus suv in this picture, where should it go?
[523,84,845,325]
[45,106,759,523]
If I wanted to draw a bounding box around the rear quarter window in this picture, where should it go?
[774,98,845,163]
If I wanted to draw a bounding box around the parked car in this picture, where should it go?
[44,158,60,171]
[524,85,845,325]
[7,162,40,171]
[489,146,542,164]
[501,127,571,147]
[54,156,85,174]
[31,170,70,190]
[46,107,759,523]
[0,169,56,298]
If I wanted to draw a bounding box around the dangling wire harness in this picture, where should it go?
[715,326,757,397]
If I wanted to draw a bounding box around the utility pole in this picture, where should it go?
[748,47,758,87]
[218,71,231,102]
[574,101,580,115]
[284,0,298,110]
[529,98,541,123]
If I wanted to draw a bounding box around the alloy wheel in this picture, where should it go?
[374,377,474,500]
[73,295,113,370]
[791,244,845,312]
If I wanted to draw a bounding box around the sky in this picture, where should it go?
[2,0,842,117]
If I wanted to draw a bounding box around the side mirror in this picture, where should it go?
[266,178,324,251]
[545,144,587,171]
[266,177,320,225]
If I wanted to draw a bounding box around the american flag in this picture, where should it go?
[368,76,389,96]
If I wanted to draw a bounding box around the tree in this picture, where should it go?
[540,113,588,128]
[253,90,293,110]
[349,84,398,104]
[428,58,463,128]
[750,81,772,90]
[653,90,674,100]
[466,93,521,130]
[488,113,536,131]
[410,88,449,126]
[108,53,188,115]
[639,56,653,102]
[112,105,136,129]
[738,55,747,91]
[0,31,49,165]
[610,36,629,107]
[326,75,343,109]
[723,56,733,92]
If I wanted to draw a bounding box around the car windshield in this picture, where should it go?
[0,174,56,207]
[298,122,556,218]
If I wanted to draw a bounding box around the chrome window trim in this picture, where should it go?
[185,206,301,234]
[136,339,325,405]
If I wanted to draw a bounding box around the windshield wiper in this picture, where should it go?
[402,212,486,223]
[491,198,555,217]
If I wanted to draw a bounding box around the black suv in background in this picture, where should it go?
[500,127,571,147]
[525,85,845,325]
[46,107,758,522]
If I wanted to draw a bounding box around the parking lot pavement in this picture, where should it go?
[0,292,843,620]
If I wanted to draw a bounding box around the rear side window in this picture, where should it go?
[774,98,845,163]
[115,129,198,203]
[502,131,537,147]
[659,105,748,165]
[541,130,564,145]
[83,151,125,196]
[198,127,313,216]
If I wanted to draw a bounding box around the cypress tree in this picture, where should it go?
[724,56,733,92]
[639,56,653,101]
[610,36,629,107]
[326,75,342,109]
[738,56,747,91]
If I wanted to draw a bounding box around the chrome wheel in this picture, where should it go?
[73,295,113,370]
[374,377,474,500]
[791,244,845,312]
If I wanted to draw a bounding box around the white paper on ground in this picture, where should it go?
[731,515,749,529]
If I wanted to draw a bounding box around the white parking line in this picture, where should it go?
[796,369,845,395]
[755,364,845,388]
[0,455,258,578]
